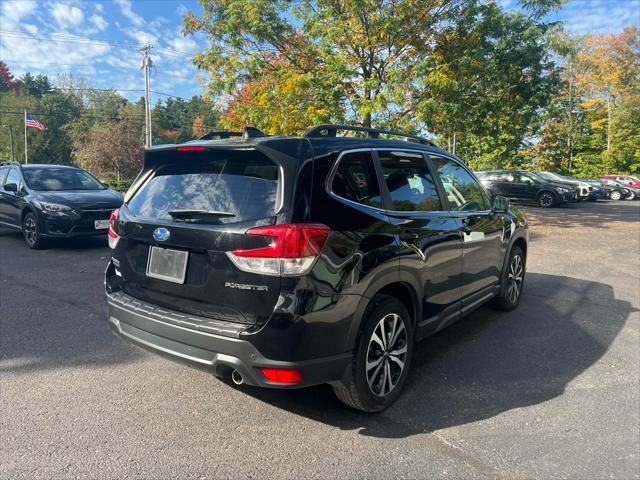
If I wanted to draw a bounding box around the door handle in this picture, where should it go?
[400,230,419,242]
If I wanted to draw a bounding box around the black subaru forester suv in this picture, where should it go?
[106,125,528,412]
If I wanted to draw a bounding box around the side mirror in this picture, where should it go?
[492,195,509,213]
[4,182,18,192]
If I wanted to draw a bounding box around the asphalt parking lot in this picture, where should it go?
[1,200,639,479]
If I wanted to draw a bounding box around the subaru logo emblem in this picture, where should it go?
[153,227,170,242]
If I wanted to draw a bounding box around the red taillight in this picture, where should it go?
[107,209,119,238]
[107,209,119,248]
[227,224,330,276]
[261,368,303,384]
[177,146,206,152]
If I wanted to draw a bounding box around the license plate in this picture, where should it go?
[94,219,109,229]
[146,246,188,284]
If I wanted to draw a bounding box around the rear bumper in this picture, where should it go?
[106,290,351,389]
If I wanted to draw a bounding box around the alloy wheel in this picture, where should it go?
[24,217,37,246]
[538,193,553,207]
[507,254,524,304]
[610,191,621,201]
[366,313,408,397]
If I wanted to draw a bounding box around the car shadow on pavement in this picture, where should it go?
[240,272,636,438]
[0,226,108,251]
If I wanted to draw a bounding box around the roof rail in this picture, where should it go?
[196,127,268,141]
[303,124,436,147]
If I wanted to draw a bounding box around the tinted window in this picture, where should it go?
[127,150,279,224]
[22,167,105,191]
[515,173,536,185]
[431,156,489,211]
[0,167,9,185]
[478,172,510,182]
[378,151,442,211]
[4,168,22,190]
[331,151,383,208]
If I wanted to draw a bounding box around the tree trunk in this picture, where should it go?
[606,96,612,152]
[363,112,372,129]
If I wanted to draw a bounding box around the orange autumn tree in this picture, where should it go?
[575,26,640,153]
[220,61,342,135]
[191,116,208,137]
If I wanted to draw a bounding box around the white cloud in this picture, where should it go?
[167,35,198,54]
[51,3,85,29]
[177,4,189,16]
[1,0,37,29]
[113,0,144,27]
[545,0,638,35]
[90,14,108,32]
[23,24,39,35]
[0,30,110,77]
[123,29,158,46]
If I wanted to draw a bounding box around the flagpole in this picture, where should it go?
[24,110,28,164]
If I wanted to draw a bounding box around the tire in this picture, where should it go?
[626,191,636,200]
[333,295,414,412]
[22,212,46,249]
[609,190,622,201]
[490,245,525,311]
[536,191,556,208]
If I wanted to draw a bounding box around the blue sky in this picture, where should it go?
[1,0,638,104]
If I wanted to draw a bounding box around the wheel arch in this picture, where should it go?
[347,281,419,350]
[512,236,527,260]
[21,206,37,223]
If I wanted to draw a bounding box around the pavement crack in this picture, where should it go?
[428,431,506,480]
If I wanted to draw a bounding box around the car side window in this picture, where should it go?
[0,167,9,186]
[431,156,489,211]
[331,151,383,208]
[377,150,442,212]
[516,174,535,185]
[4,168,22,191]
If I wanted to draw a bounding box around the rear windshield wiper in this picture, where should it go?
[168,209,236,223]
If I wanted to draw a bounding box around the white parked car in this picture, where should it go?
[537,172,595,200]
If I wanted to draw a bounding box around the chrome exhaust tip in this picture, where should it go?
[231,370,244,385]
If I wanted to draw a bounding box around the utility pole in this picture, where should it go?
[3,125,14,162]
[139,45,153,148]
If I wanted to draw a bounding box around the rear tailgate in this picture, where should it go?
[111,147,285,326]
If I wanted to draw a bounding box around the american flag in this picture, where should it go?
[25,114,46,131]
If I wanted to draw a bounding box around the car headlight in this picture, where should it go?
[555,187,570,193]
[36,202,74,213]
[622,188,630,194]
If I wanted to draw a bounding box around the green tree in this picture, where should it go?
[19,73,53,98]
[183,0,469,131]
[416,1,562,169]
[74,103,145,181]
[529,26,639,176]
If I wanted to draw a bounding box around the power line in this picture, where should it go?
[0,110,220,131]
[0,30,195,58]
[2,59,96,67]
[58,87,191,101]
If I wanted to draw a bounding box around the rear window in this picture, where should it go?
[127,150,280,224]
